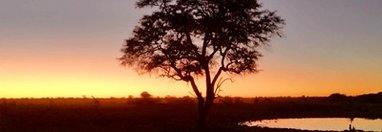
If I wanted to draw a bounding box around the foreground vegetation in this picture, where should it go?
[0,93,381,132]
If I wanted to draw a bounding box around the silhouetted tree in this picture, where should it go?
[329,93,347,98]
[120,0,284,128]
[140,91,152,98]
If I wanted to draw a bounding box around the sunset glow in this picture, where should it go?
[1,0,381,98]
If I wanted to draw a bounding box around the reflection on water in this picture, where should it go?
[239,118,382,131]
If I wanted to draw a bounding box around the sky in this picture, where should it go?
[0,0,381,98]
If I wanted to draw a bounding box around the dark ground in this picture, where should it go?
[0,94,381,132]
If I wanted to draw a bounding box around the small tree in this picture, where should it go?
[140,91,152,99]
[120,0,284,128]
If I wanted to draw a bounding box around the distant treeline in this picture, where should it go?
[329,92,382,104]
[1,91,381,105]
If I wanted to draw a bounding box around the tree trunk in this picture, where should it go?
[197,105,207,130]
[197,91,214,131]
[190,76,215,130]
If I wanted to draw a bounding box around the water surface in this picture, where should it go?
[239,118,382,131]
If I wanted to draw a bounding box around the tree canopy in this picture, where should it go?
[121,0,283,82]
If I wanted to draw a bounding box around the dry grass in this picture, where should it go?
[0,96,381,132]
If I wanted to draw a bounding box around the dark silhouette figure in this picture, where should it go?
[349,118,355,132]
[348,124,356,132]
[120,0,284,128]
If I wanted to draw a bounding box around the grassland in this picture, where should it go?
[0,94,381,132]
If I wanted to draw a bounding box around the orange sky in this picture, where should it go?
[0,0,381,98]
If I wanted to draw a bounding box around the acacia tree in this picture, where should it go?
[120,0,284,127]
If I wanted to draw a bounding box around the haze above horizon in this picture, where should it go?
[1,0,381,98]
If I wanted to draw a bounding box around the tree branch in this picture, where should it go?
[211,46,230,86]
[189,76,204,104]
[207,46,219,61]
[201,32,210,56]
[211,67,223,87]
[185,30,201,57]
[214,77,233,97]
